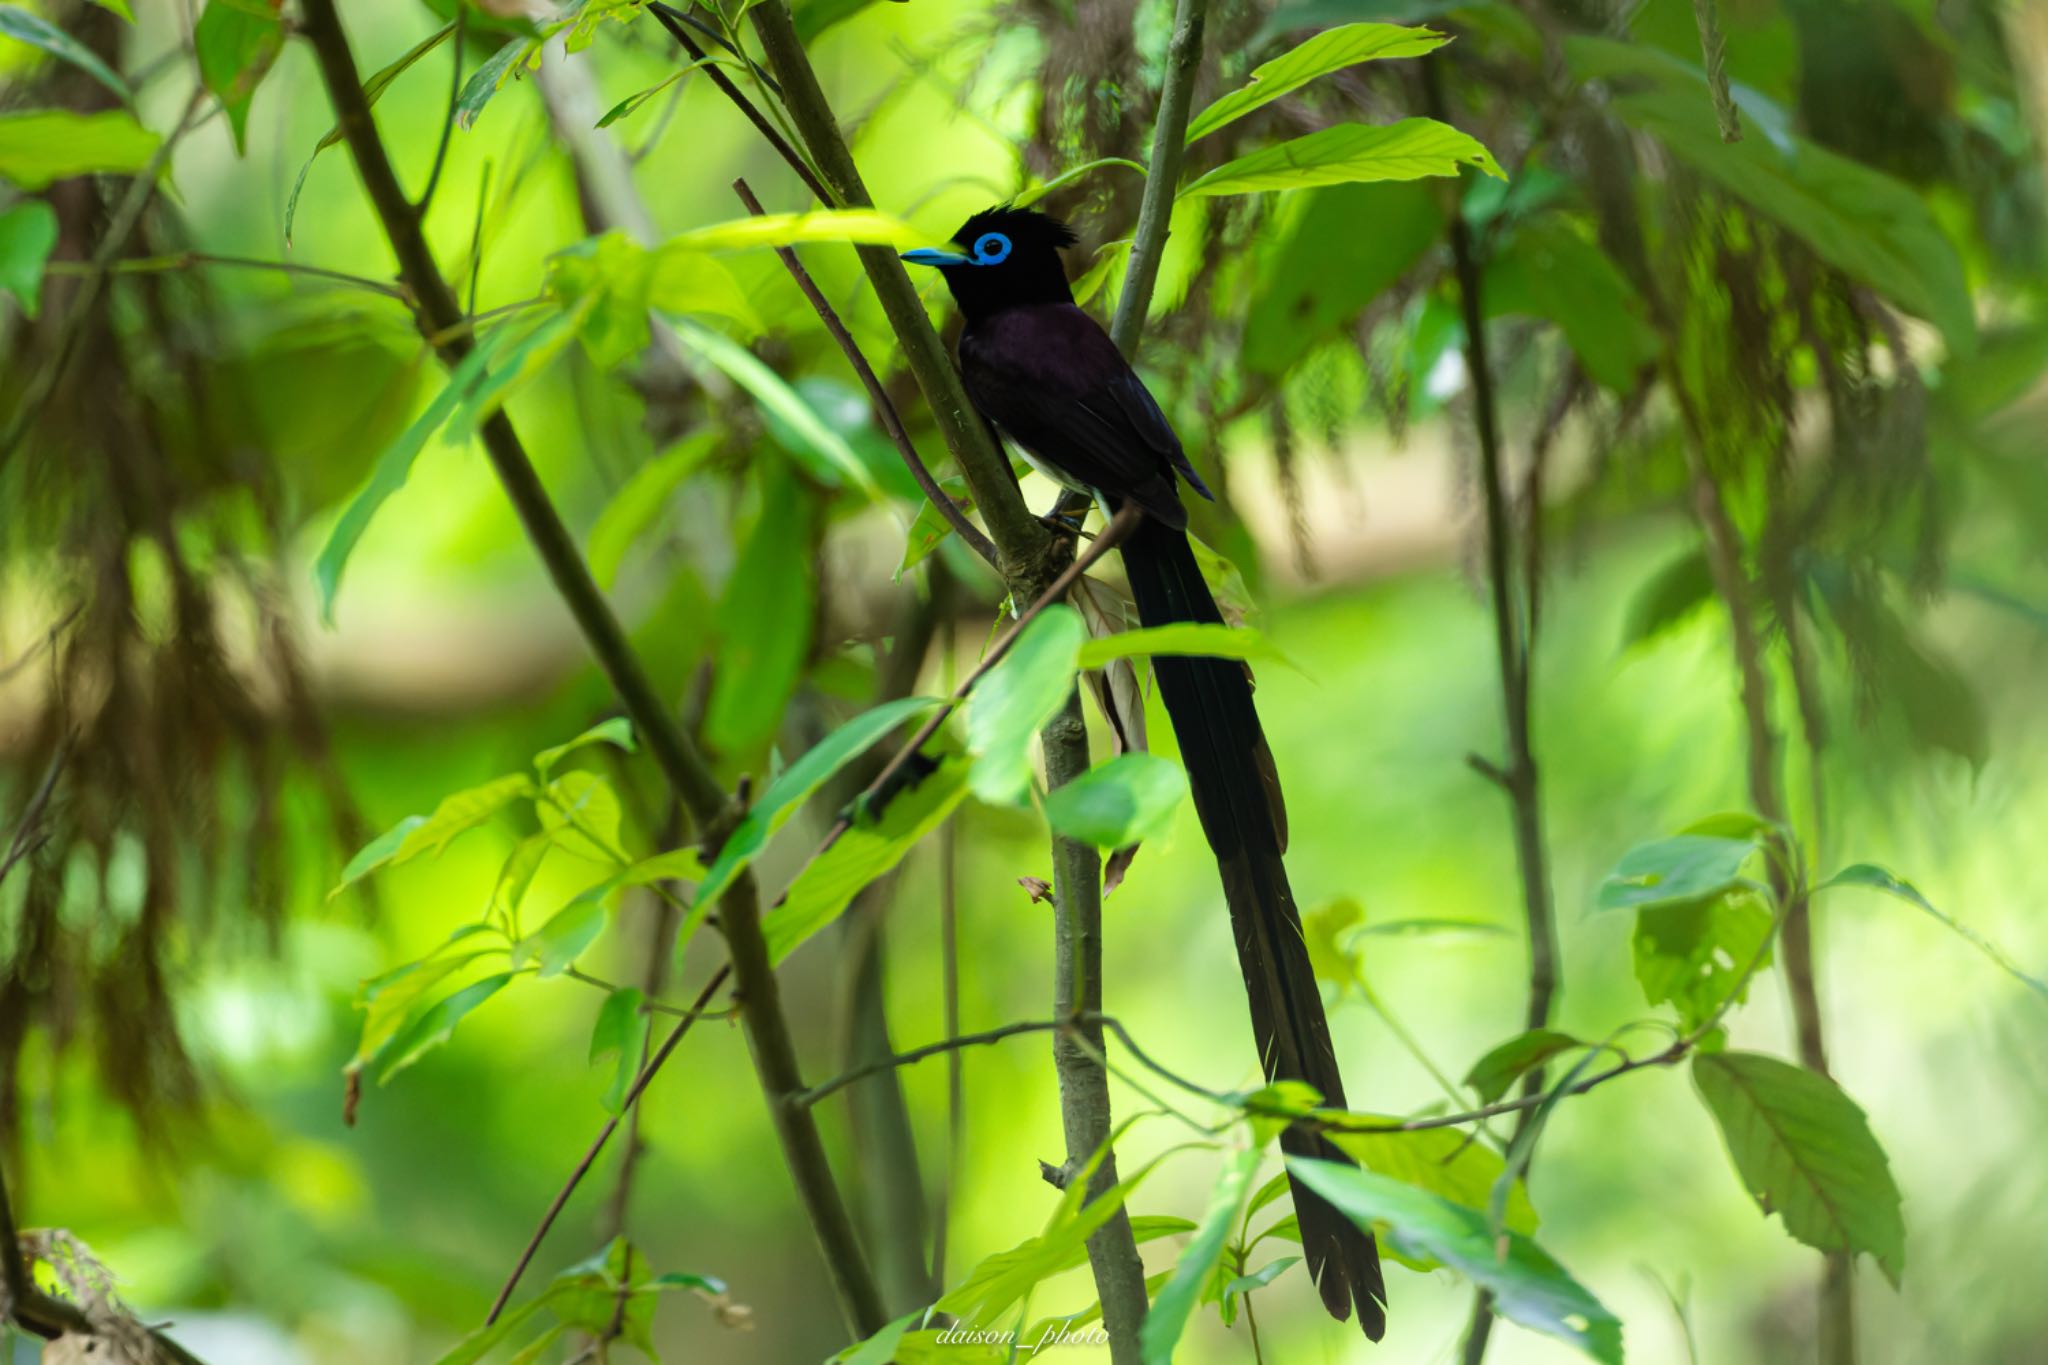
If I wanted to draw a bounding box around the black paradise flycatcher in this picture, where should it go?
[904,207,1389,1341]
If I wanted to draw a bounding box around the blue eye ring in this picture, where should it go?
[972,232,1012,265]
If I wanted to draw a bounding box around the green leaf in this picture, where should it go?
[91,0,133,17]
[493,832,553,924]
[687,695,943,944]
[1288,1159,1621,1364]
[1596,833,1761,911]
[454,36,534,132]
[1141,1145,1261,1364]
[392,774,536,865]
[589,988,644,1114]
[314,327,510,624]
[534,717,637,775]
[1633,885,1774,1030]
[1463,1028,1587,1105]
[1693,1051,1906,1285]
[1043,753,1188,850]
[1326,1121,1539,1235]
[331,814,428,896]
[967,605,1087,804]
[834,1310,921,1365]
[667,318,884,502]
[587,433,716,588]
[1621,546,1714,648]
[538,771,625,862]
[376,972,515,1083]
[0,109,159,190]
[1075,621,1287,670]
[1183,119,1504,198]
[596,68,688,128]
[0,5,131,102]
[794,0,886,42]
[704,474,818,751]
[936,1148,1171,1327]
[612,846,708,888]
[1243,181,1442,379]
[768,753,969,963]
[1484,217,1659,390]
[351,949,494,1071]
[194,0,284,155]
[1185,22,1449,143]
[1818,864,2048,1001]
[1221,1256,1299,1299]
[0,199,57,319]
[665,208,936,254]
[440,308,588,445]
[516,893,608,977]
[1589,75,1974,354]
[284,23,456,245]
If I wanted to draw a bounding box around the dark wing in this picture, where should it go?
[960,305,1209,526]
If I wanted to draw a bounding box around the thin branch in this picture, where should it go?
[414,1,465,216]
[797,1018,1069,1108]
[43,251,413,301]
[1108,0,1207,357]
[0,741,70,892]
[297,1,888,1339]
[732,177,998,569]
[648,5,832,205]
[1424,55,1563,1365]
[487,966,732,1324]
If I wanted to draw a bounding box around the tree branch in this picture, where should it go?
[296,2,888,1340]
[1423,56,1563,1365]
[487,966,732,1324]
[732,177,999,569]
[1108,0,1207,357]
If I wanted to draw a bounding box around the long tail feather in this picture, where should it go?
[1119,514,1387,1340]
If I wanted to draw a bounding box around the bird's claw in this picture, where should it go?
[1038,511,1090,540]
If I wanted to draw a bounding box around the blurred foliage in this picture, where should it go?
[1,0,2046,1361]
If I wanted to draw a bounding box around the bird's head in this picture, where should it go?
[901,205,1077,321]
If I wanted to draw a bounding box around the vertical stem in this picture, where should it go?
[1043,689,1150,1361]
[1425,57,1561,1365]
[1109,0,1208,357]
[296,1,887,1339]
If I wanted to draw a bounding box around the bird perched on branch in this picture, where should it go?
[904,206,1388,1341]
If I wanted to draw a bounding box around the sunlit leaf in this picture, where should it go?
[393,774,536,865]
[1325,1121,1539,1234]
[1183,119,1504,198]
[376,972,516,1083]
[665,208,937,254]
[537,771,625,863]
[0,109,159,190]
[1633,885,1773,1030]
[1076,621,1289,670]
[331,814,427,896]
[534,717,637,775]
[1185,22,1449,143]
[1693,1051,1906,1285]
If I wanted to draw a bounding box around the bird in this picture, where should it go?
[904,205,1388,1341]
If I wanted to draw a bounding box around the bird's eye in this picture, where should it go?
[972,232,1012,265]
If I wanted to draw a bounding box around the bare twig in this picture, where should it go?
[42,252,412,301]
[648,5,832,204]
[415,1,465,215]
[732,177,998,568]
[486,966,731,1324]
[1423,57,1563,1365]
[1108,0,1207,357]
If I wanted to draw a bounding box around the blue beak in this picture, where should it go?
[901,247,972,268]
